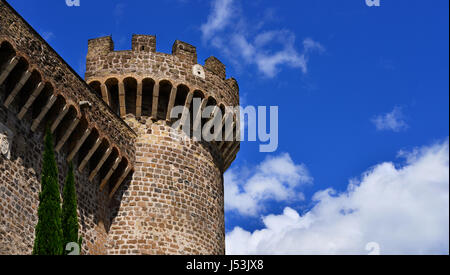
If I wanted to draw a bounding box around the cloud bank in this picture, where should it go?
[226,139,449,254]
[225,153,312,216]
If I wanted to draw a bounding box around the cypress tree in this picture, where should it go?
[61,162,82,254]
[32,127,63,255]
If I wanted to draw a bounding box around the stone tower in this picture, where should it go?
[85,35,240,254]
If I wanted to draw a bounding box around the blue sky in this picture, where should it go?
[7,0,449,254]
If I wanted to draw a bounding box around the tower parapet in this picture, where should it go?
[132,34,156,53]
[205,56,226,80]
[87,36,114,58]
[172,40,197,63]
[85,35,239,107]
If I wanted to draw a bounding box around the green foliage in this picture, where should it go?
[32,127,63,255]
[62,162,82,254]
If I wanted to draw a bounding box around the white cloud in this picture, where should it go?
[225,153,312,216]
[230,34,255,62]
[200,0,323,78]
[303,38,325,53]
[372,106,409,132]
[226,139,449,255]
[255,44,307,77]
[200,0,235,41]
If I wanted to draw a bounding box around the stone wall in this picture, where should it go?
[0,0,136,255]
[0,97,110,255]
[107,116,225,254]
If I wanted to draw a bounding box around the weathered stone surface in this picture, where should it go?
[0,96,110,255]
[109,118,225,254]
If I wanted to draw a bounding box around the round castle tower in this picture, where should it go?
[85,35,240,254]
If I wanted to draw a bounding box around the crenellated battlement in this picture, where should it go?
[172,40,197,63]
[85,35,241,170]
[205,56,226,80]
[87,36,114,58]
[85,35,236,100]
[88,35,197,63]
[132,34,156,53]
